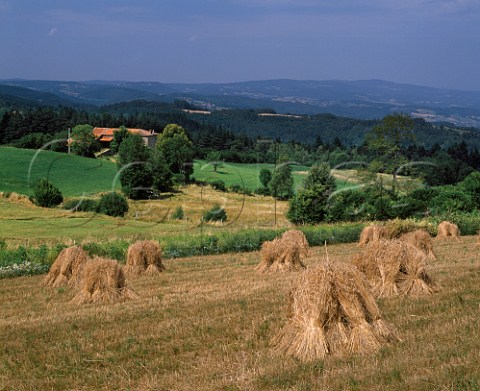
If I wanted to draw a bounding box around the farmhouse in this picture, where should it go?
[93,127,157,148]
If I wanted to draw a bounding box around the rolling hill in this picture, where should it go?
[2,79,480,126]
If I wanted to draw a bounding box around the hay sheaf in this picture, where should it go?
[358,225,388,246]
[44,246,90,288]
[400,229,436,261]
[354,239,439,298]
[71,257,139,304]
[281,230,309,258]
[124,240,164,276]
[256,234,307,274]
[436,221,461,241]
[272,260,400,361]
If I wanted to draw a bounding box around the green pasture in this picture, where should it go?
[0,147,119,197]
[193,160,354,191]
[0,148,357,199]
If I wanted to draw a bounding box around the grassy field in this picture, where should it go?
[193,160,355,191]
[0,185,293,246]
[0,147,120,197]
[1,237,479,390]
[0,147,358,198]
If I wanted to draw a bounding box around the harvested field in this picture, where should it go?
[1,237,480,390]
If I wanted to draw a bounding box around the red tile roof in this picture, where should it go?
[93,127,156,142]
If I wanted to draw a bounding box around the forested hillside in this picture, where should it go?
[2,100,480,149]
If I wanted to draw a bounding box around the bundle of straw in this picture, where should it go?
[44,246,90,287]
[436,221,461,241]
[256,232,308,274]
[273,259,399,361]
[71,257,139,304]
[124,240,164,276]
[399,229,436,261]
[358,225,388,246]
[353,239,439,298]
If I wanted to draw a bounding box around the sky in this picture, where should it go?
[1,0,480,90]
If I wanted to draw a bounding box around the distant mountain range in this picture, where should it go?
[2,78,480,126]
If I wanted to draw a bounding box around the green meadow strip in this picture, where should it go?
[0,223,365,278]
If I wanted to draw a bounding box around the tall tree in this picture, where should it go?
[110,125,129,154]
[117,134,153,199]
[259,168,272,188]
[303,162,336,193]
[365,113,414,193]
[269,163,294,200]
[156,124,194,182]
[70,124,100,157]
[287,162,336,225]
[205,150,224,172]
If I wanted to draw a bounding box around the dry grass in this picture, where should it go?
[1,238,480,390]
[352,239,440,298]
[43,246,90,288]
[124,240,164,276]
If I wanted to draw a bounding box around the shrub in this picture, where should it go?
[430,186,473,214]
[229,184,243,193]
[395,187,439,219]
[326,189,368,222]
[460,171,480,208]
[82,240,129,261]
[97,192,129,217]
[171,206,185,220]
[255,187,270,196]
[203,203,227,222]
[63,198,99,212]
[287,187,328,225]
[33,179,63,208]
[210,180,226,192]
[384,218,436,237]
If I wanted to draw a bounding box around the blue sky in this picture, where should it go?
[1,0,480,90]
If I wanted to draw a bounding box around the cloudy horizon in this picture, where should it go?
[2,0,480,90]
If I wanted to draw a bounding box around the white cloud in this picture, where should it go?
[48,27,58,37]
[188,34,199,42]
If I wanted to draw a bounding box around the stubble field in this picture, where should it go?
[1,237,479,390]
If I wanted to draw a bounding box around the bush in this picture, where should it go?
[171,206,185,220]
[82,240,129,261]
[202,203,227,222]
[395,187,439,219]
[326,189,368,222]
[63,198,99,212]
[384,218,436,237]
[255,187,270,196]
[33,179,63,208]
[229,184,244,193]
[430,186,473,214]
[210,180,226,192]
[460,171,480,208]
[287,187,328,225]
[97,192,129,217]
